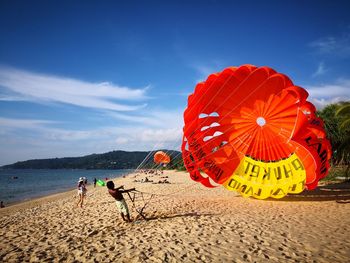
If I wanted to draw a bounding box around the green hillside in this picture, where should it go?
[1,150,183,170]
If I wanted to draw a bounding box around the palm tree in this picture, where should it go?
[336,102,350,129]
[335,102,350,178]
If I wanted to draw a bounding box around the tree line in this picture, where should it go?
[1,150,183,170]
[317,102,350,178]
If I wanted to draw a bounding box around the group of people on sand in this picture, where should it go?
[133,176,170,184]
[76,176,136,223]
[133,176,153,183]
[136,169,164,176]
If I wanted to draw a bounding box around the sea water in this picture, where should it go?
[0,169,132,206]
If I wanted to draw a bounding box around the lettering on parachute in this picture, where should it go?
[188,134,224,182]
[183,152,201,182]
[309,119,322,127]
[223,154,306,199]
[304,136,328,176]
[203,160,223,182]
[183,153,195,172]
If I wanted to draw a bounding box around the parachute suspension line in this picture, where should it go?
[157,69,246,169]
[135,128,181,173]
[139,67,302,176]
[134,150,155,171]
[136,68,250,173]
[138,182,198,196]
[138,136,182,172]
[179,129,297,174]
[134,127,183,173]
[182,65,332,198]
[140,153,164,171]
[135,68,242,174]
[126,190,155,221]
[150,141,182,171]
[123,183,199,221]
[149,71,241,170]
[134,136,171,173]
[178,76,296,170]
[143,68,259,171]
[154,136,187,168]
[135,141,165,172]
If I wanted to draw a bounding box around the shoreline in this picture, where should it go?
[0,174,122,216]
[0,167,141,216]
[0,188,77,216]
[0,186,75,208]
[0,169,132,210]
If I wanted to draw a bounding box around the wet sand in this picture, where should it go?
[0,170,349,262]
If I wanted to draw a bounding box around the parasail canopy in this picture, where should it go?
[154,151,171,164]
[182,65,332,199]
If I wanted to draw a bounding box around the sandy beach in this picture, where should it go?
[0,170,349,262]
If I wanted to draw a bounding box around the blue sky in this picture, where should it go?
[0,0,349,165]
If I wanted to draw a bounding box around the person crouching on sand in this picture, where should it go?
[106,181,135,222]
[77,177,87,208]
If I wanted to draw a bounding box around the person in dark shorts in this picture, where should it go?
[106,181,135,222]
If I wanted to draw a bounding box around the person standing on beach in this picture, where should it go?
[77,177,87,208]
[93,178,97,188]
[106,181,135,222]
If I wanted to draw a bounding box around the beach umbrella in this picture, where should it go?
[182,65,332,199]
[154,151,171,165]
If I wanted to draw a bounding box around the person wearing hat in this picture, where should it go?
[77,177,87,208]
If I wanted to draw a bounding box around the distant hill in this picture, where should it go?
[1,150,183,170]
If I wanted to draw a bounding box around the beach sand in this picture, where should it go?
[0,170,349,262]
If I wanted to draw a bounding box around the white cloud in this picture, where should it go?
[0,115,183,165]
[0,117,56,129]
[309,97,347,110]
[115,137,129,144]
[0,66,186,165]
[107,109,184,128]
[309,32,350,57]
[0,67,148,111]
[312,62,327,77]
[190,61,226,83]
[193,64,216,78]
[305,78,350,109]
[139,128,182,143]
[108,112,162,126]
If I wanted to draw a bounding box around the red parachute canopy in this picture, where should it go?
[154,151,171,164]
[182,65,332,199]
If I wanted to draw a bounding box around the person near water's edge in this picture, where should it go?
[77,177,87,208]
[106,181,135,222]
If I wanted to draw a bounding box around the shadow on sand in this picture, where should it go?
[277,181,350,202]
[137,212,215,221]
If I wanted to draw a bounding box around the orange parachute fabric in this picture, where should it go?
[154,151,171,164]
[182,65,332,199]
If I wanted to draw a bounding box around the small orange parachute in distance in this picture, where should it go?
[154,151,171,164]
[182,64,332,199]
